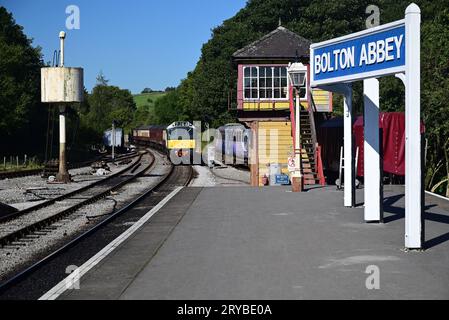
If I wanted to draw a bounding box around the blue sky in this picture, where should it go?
[1,0,247,93]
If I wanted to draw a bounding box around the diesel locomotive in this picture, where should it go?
[166,121,198,164]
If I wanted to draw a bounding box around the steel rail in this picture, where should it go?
[0,153,144,224]
[0,158,193,294]
[0,151,138,181]
[0,152,153,247]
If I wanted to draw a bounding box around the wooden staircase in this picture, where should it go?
[299,110,322,185]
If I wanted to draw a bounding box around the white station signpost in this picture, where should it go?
[310,3,423,249]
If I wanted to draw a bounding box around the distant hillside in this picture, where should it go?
[130,92,166,129]
[133,92,166,110]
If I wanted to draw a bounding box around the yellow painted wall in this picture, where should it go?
[311,89,332,112]
[257,121,293,186]
[243,101,290,110]
[243,101,308,111]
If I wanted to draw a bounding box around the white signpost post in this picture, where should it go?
[310,3,423,249]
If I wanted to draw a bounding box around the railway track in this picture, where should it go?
[0,152,144,224]
[0,151,139,181]
[0,152,152,247]
[0,169,43,180]
[0,151,193,298]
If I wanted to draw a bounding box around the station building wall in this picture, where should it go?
[251,121,293,186]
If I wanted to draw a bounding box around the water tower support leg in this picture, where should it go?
[56,104,71,183]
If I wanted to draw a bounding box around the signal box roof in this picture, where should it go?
[232,26,311,62]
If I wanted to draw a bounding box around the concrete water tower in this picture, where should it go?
[41,31,84,183]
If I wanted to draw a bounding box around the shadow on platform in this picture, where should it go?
[379,192,449,249]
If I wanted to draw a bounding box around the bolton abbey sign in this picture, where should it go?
[311,21,405,85]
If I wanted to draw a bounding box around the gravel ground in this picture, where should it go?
[0,150,171,282]
[0,161,131,207]
[190,164,250,187]
[0,156,144,239]
[189,166,218,187]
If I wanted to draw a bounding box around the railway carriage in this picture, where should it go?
[215,123,251,166]
[130,125,167,152]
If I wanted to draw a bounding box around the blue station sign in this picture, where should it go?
[310,20,405,86]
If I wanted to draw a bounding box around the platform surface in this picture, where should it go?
[60,185,449,300]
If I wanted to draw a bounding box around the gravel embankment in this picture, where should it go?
[0,160,133,207]
[0,151,171,281]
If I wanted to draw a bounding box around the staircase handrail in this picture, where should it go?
[307,91,319,164]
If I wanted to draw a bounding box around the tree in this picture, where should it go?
[81,77,137,138]
[420,8,449,196]
[96,70,109,86]
[0,7,46,155]
[141,87,153,94]
[154,90,184,125]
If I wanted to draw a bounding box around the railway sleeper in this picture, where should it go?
[41,226,58,231]
[16,239,34,243]
[2,245,22,251]
[24,235,41,239]
[10,242,27,246]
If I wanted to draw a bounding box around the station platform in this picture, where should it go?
[57,185,449,300]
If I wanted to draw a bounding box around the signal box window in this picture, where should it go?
[244,67,259,99]
[243,66,288,100]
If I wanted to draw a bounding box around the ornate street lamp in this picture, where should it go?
[288,62,307,192]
